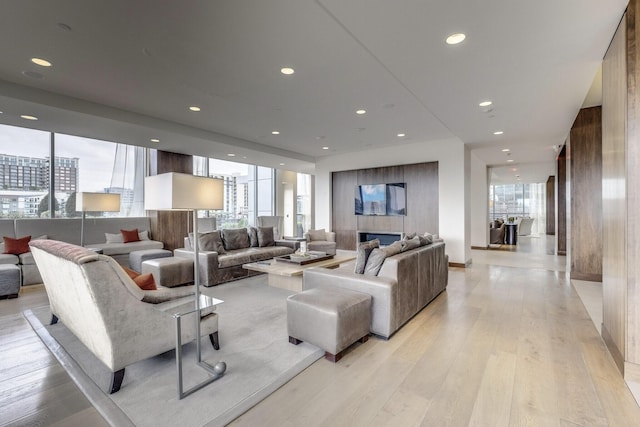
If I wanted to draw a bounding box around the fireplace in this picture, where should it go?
[357,231,403,246]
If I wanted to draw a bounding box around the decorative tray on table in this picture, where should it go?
[274,251,334,265]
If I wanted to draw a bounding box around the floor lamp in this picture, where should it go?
[144,172,226,395]
[76,192,121,247]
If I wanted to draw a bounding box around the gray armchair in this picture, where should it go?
[304,229,337,255]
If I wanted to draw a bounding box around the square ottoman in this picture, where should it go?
[287,287,371,362]
[0,264,21,299]
[129,249,172,272]
[141,257,194,288]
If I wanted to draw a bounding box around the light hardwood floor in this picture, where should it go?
[2,237,640,426]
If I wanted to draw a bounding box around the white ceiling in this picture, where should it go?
[0,0,626,180]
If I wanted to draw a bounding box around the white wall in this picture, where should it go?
[315,138,470,265]
[470,150,489,248]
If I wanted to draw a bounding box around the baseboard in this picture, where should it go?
[570,272,602,282]
[471,245,488,250]
[602,324,624,374]
[449,259,472,268]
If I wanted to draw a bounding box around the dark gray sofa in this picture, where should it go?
[174,228,297,286]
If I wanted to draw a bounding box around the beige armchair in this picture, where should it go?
[30,239,219,393]
[304,229,337,255]
[257,216,284,240]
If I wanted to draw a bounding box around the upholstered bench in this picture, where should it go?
[129,248,172,272]
[0,264,21,299]
[287,287,371,362]
[141,257,194,288]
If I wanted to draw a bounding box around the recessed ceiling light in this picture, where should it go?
[227,153,236,157]
[322,146,329,150]
[150,138,160,143]
[493,131,504,135]
[0,111,3,114]
[189,106,201,112]
[446,33,466,45]
[31,58,52,67]
[280,67,295,75]
[279,163,285,166]
[479,101,492,107]
[507,159,514,163]
[502,148,510,152]
[356,109,366,115]
[397,133,406,137]
[20,115,38,120]
[271,131,280,135]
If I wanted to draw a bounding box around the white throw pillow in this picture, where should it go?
[105,232,124,244]
[138,230,150,241]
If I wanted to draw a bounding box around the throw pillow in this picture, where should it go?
[307,229,326,241]
[105,232,124,244]
[120,228,141,243]
[198,231,226,254]
[257,226,275,247]
[422,232,434,244]
[401,236,421,252]
[3,235,31,255]
[354,239,380,274]
[403,232,417,240]
[138,230,150,241]
[247,227,259,247]
[363,241,403,276]
[133,273,157,291]
[221,228,251,250]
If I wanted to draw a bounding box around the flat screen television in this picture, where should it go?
[355,183,406,216]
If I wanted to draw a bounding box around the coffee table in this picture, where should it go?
[243,250,356,292]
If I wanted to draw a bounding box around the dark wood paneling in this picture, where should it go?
[570,107,603,280]
[546,176,555,235]
[331,162,439,249]
[403,162,438,235]
[149,150,193,251]
[557,145,567,255]
[332,170,358,250]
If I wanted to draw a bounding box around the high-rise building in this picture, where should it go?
[0,154,79,192]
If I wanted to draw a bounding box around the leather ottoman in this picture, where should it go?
[129,248,172,272]
[287,287,371,362]
[0,264,21,298]
[142,257,193,288]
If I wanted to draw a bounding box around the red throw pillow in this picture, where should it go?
[4,235,31,255]
[120,228,140,243]
[122,266,140,279]
[133,273,157,291]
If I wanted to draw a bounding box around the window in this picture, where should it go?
[0,124,50,217]
[489,182,546,234]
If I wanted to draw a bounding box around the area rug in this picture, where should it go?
[25,276,323,427]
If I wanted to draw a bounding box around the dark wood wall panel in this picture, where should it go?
[149,150,193,251]
[570,107,603,281]
[546,176,555,235]
[557,145,567,255]
[332,170,358,250]
[403,162,439,235]
[332,162,438,249]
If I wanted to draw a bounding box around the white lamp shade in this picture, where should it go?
[76,192,121,212]
[144,172,224,211]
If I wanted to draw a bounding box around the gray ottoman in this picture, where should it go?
[0,264,21,299]
[141,257,194,288]
[129,249,172,272]
[287,287,371,362]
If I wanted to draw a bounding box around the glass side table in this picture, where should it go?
[167,294,225,399]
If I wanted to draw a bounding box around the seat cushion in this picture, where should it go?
[89,240,163,256]
[0,253,19,265]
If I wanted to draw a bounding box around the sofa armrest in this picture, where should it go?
[174,248,219,287]
[326,231,336,242]
[303,267,398,338]
[275,239,299,251]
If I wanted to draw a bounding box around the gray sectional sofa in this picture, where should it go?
[303,240,448,339]
[0,217,163,286]
[174,227,298,286]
